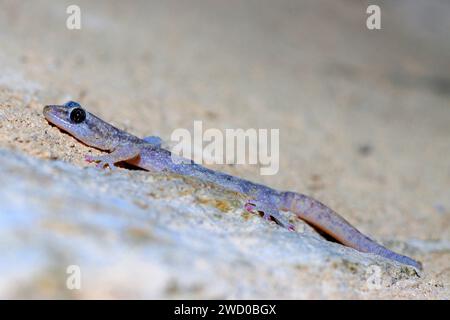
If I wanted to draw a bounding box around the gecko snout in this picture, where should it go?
[43,104,73,128]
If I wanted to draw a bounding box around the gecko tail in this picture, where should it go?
[280,191,423,270]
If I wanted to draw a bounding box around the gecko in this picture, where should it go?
[43,101,422,270]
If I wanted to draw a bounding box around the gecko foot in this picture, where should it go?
[84,154,117,170]
[244,201,295,231]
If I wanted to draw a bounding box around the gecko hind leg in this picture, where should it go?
[245,201,295,231]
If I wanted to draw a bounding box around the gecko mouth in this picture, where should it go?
[43,104,85,145]
[43,105,72,129]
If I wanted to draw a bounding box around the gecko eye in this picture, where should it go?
[69,108,86,123]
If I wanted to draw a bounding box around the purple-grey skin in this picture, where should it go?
[43,101,422,270]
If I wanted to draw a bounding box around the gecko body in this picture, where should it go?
[43,101,422,270]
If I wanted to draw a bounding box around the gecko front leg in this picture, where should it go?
[85,144,141,170]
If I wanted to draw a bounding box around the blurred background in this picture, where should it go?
[0,0,448,298]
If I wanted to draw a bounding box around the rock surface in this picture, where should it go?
[0,0,449,299]
[0,148,424,299]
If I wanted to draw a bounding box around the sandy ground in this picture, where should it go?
[0,0,449,298]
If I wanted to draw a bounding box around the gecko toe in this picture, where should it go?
[244,202,256,213]
[262,212,272,221]
[85,154,96,163]
[95,161,105,169]
[85,154,116,170]
[95,161,116,170]
[108,162,117,170]
[248,200,294,231]
[268,211,295,230]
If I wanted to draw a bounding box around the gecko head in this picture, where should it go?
[43,101,117,151]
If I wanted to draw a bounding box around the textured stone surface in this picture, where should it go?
[0,148,431,299]
[0,0,449,299]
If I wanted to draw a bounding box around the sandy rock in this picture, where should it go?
[0,148,426,299]
[0,0,449,299]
